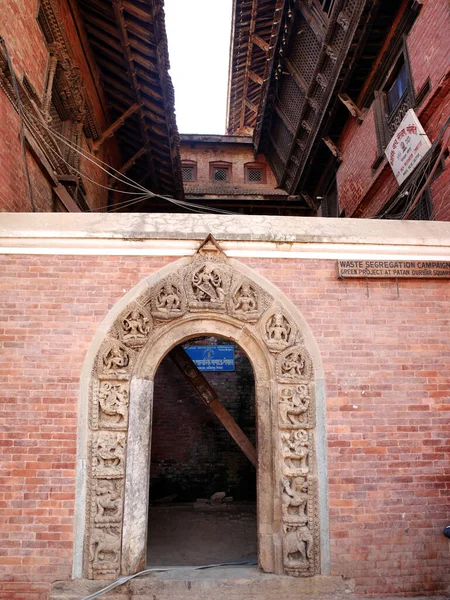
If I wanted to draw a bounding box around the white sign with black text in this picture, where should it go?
[385,108,432,185]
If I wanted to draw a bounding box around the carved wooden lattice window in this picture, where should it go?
[213,167,229,181]
[245,164,265,184]
[210,163,232,183]
[290,14,322,87]
[181,164,196,182]
[309,0,338,21]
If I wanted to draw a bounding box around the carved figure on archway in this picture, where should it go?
[94,480,123,523]
[277,346,312,383]
[103,346,129,375]
[279,385,310,427]
[156,284,181,313]
[121,309,150,347]
[93,431,126,478]
[192,264,225,303]
[282,476,309,523]
[283,524,313,570]
[229,278,270,321]
[234,283,257,313]
[266,313,291,349]
[89,526,121,566]
[98,382,129,429]
[281,429,310,476]
[282,351,305,377]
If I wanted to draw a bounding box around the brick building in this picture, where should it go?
[0,0,182,214]
[1,1,450,600]
[1,1,448,217]
[228,0,449,218]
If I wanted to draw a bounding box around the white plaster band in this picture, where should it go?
[2,240,450,261]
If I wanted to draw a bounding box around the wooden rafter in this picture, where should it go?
[338,93,364,121]
[108,147,147,185]
[248,69,264,86]
[111,0,158,189]
[252,33,269,53]
[92,103,140,153]
[169,345,257,467]
[245,97,259,113]
[322,136,342,161]
[239,0,260,130]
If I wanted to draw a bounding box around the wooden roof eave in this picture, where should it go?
[78,0,183,198]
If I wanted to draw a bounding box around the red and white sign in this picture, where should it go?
[385,109,432,185]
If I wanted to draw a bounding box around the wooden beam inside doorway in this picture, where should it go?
[169,345,257,468]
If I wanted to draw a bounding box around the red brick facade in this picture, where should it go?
[180,140,278,189]
[0,0,115,214]
[337,0,450,219]
[1,253,449,597]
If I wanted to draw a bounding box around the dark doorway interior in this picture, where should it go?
[146,336,257,566]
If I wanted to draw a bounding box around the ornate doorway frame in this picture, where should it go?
[73,237,329,580]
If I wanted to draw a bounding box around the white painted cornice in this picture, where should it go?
[1,213,450,260]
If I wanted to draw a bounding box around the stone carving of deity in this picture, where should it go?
[156,283,181,313]
[279,385,310,427]
[94,431,126,477]
[103,346,129,374]
[267,313,291,343]
[281,350,305,378]
[282,476,309,523]
[233,283,257,313]
[98,382,129,428]
[281,429,310,476]
[192,264,225,303]
[122,309,150,344]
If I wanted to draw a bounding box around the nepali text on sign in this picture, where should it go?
[338,260,450,279]
[385,109,431,185]
[184,345,235,371]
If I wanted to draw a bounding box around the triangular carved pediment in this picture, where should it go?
[194,234,226,263]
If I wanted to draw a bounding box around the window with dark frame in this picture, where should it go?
[373,39,415,163]
[210,164,231,183]
[181,165,196,182]
[212,167,229,182]
[245,166,264,183]
[379,187,432,221]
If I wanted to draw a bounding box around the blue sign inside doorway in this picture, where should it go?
[184,345,235,372]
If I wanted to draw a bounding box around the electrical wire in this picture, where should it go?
[403,117,450,219]
[23,107,150,194]
[24,115,229,214]
[81,560,258,600]
[0,37,36,212]
[22,105,238,215]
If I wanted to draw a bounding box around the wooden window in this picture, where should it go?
[210,162,232,183]
[244,163,266,184]
[181,163,196,182]
[373,39,415,163]
[379,188,432,221]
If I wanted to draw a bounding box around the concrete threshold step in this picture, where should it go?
[50,567,449,600]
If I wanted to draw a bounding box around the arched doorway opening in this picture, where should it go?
[147,335,257,566]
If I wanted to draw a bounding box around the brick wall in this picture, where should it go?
[1,253,449,597]
[337,0,450,219]
[0,0,111,213]
[180,142,278,188]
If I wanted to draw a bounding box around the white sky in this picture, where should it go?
[164,0,233,135]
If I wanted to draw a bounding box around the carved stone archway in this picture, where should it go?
[75,236,328,580]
